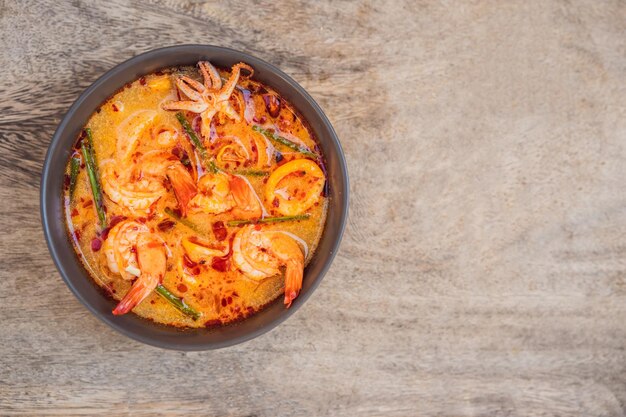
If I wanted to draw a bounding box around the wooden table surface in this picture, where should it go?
[1,1,625,415]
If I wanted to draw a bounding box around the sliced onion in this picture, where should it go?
[125,265,141,277]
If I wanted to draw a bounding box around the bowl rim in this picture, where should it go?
[40,44,349,350]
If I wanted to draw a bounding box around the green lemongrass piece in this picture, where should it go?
[175,112,219,174]
[164,207,205,235]
[252,125,317,158]
[232,169,269,177]
[69,154,81,199]
[227,213,310,227]
[155,284,200,320]
[81,129,106,227]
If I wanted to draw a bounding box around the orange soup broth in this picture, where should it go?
[64,66,327,328]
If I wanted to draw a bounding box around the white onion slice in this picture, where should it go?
[125,265,141,277]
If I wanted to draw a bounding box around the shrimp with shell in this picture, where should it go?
[187,172,264,220]
[232,225,305,307]
[103,220,168,315]
[101,151,197,216]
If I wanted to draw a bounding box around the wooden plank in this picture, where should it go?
[1,0,625,415]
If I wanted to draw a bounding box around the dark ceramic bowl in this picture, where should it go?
[40,45,349,350]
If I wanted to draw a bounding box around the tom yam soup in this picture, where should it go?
[64,61,327,328]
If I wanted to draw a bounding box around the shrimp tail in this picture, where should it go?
[112,274,160,315]
[167,165,197,217]
[229,175,262,219]
[283,259,303,308]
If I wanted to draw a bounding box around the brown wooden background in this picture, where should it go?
[1,1,625,415]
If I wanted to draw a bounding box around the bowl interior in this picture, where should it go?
[41,45,348,350]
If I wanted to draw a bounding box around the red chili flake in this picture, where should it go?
[272,198,279,208]
[157,220,175,232]
[212,221,227,241]
[64,174,71,188]
[211,256,229,272]
[254,224,262,231]
[91,237,102,252]
[139,77,146,85]
[82,200,93,208]
[183,254,198,269]
[232,291,239,297]
[102,204,108,213]
[99,227,110,240]
[227,296,233,305]
[247,306,255,314]
[112,103,119,112]
[177,284,188,293]
[71,209,79,217]
[221,298,227,307]
[263,94,281,118]
[171,146,182,158]
[73,230,81,241]
[130,245,137,254]
[258,116,267,124]
[109,215,126,228]
[136,217,147,223]
[205,319,221,327]
[150,300,155,304]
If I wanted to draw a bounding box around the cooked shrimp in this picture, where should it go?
[101,161,165,215]
[103,220,149,280]
[188,171,234,214]
[116,110,158,163]
[229,175,264,219]
[112,232,167,315]
[215,131,273,170]
[232,225,305,307]
[181,235,229,263]
[150,120,180,148]
[101,151,197,216]
[188,172,263,219]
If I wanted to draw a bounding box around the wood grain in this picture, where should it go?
[1,0,625,415]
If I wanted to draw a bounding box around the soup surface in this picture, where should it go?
[64,62,327,328]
